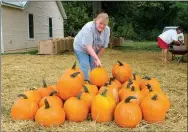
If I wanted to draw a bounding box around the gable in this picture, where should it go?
[1,1,67,19]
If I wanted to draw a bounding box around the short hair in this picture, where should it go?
[94,13,109,25]
[176,26,183,32]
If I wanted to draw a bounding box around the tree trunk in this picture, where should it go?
[92,1,102,18]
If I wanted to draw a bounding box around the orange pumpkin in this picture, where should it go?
[11,94,38,120]
[109,77,122,91]
[35,99,65,127]
[140,94,167,123]
[141,83,162,97]
[112,61,132,83]
[140,76,161,91]
[57,72,83,100]
[81,82,98,95]
[98,83,119,104]
[64,62,84,83]
[122,79,140,90]
[39,90,63,108]
[118,86,144,104]
[37,80,54,98]
[24,88,41,103]
[130,73,142,89]
[89,67,109,87]
[91,89,116,122]
[144,86,170,111]
[80,85,95,111]
[114,96,142,128]
[64,93,89,122]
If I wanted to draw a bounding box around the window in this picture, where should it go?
[49,18,53,37]
[28,14,34,39]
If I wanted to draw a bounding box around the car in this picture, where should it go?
[162,26,184,43]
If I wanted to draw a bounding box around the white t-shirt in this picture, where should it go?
[158,29,178,44]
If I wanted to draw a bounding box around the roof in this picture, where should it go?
[1,0,28,9]
[0,0,67,19]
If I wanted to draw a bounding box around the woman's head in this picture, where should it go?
[94,13,109,32]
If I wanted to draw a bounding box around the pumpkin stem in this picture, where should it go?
[83,85,89,93]
[87,80,91,84]
[111,76,116,81]
[143,76,151,80]
[77,92,82,100]
[151,94,158,100]
[42,79,47,88]
[133,73,136,80]
[29,87,37,90]
[109,78,113,85]
[49,90,58,96]
[131,86,135,91]
[117,60,123,66]
[104,82,109,87]
[72,62,76,70]
[17,94,28,99]
[146,84,153,92]
[101,88,108,96]
[70,72,80,78]
[44,99,50,109]
[127,79,133,88]
[125,96,137,103]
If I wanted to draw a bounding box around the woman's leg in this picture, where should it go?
[162,49,164,61]
[74,50,90,81]
[164,48,168,62]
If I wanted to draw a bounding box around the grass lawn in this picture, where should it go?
[1,41,187,131]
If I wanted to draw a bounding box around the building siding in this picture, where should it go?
[2,1,64,53]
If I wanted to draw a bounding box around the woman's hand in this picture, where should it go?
[94,58,102,67]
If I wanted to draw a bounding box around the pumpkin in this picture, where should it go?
[89,67,109,87]
[112,61,132,83]
[114,96,142,128]
[81,81,98,95]
[57,72,83,100]
[64,93,89,122]
[130,73,142,89]
[141,83,162,97]
[80,85,95,111]
[24,88,41,103]
[140,94,167,123]
[37,79,54,98]
[118,86,144,104]
[64,62,84,83]
[140,76,161,91]
[35,99,65,127]
[144,86,170,111]
[122,79,140,90]
[91,89,116,122]
[109,77,122,91]
[11,94,38,120]
[98,83,119,104]
[39,90,63,108]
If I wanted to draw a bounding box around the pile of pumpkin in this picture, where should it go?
[11,61,170,128]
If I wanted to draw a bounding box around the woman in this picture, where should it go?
[158,27,183,62]
[73,13,110,81]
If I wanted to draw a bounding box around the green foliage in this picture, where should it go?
[61,1,188,40]
[62,1,93,37]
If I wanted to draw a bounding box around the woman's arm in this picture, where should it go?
[97,48,105,58]
[86,46,102,66]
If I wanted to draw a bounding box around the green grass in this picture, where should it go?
[113,41,161,52]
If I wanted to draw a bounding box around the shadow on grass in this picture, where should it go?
[1,50,38,55]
